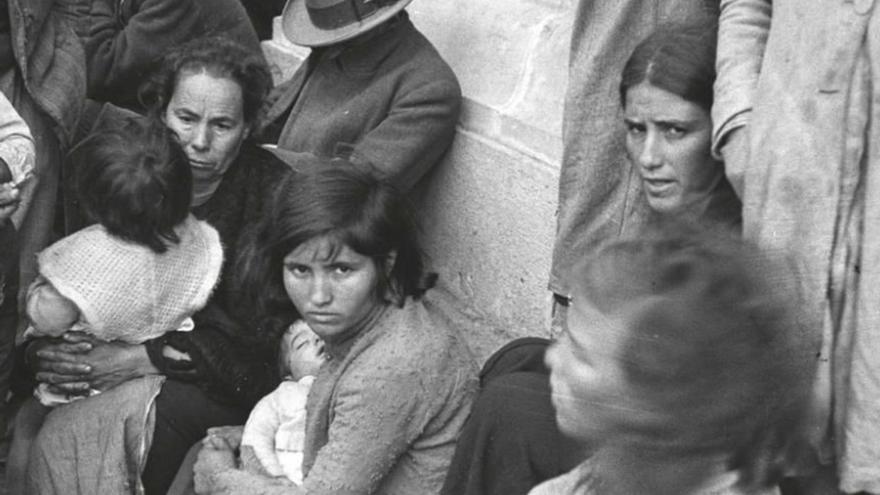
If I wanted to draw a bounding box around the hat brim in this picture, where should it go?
[281,0,413,48]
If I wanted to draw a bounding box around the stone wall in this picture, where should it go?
[263,1,572,360]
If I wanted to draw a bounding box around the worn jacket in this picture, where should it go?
[549,0,716,297]
[6,0,86,144]
[83,0,261,107]
[713,1,880,491]
[261,12,461,191]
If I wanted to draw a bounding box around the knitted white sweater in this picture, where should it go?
[34,215,223,342]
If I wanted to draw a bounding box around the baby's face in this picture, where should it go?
[284,321,328,380]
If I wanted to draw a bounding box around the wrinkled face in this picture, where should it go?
[162,71,248,187]
[624,82,721,215]
[545,298,648,444]
[282,236,383,343]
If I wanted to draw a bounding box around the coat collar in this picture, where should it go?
[313,11,411,77]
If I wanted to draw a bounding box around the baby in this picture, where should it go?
[239,320,328,483]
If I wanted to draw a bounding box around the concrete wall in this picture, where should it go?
[263,1,572,360]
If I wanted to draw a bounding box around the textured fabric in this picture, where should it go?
[31,215,222,342]
[82,0,261,108]
[528,459,782,495]
[241,377,314,483]
[549,0,717,297]
[713,1,880,491]
[299,295,477,495]
[260,12,461,191]
[26,375,166,495]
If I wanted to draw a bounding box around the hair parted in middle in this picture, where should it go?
[620,18,718,112]
[138,35,272,126]
[70,116,193,253]
[235,159,429,319]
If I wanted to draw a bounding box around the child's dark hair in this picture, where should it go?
[236,159,429,319]
[71,117,193,253]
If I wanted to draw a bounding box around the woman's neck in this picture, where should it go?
[324,302,388,359]
[590,445,731,495]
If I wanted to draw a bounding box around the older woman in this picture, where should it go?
[442,20,741,495]
[260,0,461,191]
[190,163,477,494]
[16,37,292,494]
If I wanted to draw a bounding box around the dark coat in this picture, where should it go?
[261,12,461,191]
[83,0,261,107]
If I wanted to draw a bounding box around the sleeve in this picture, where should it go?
[143,301,283,409]
[301,368,430,495]
[25,276,79,337]
[711,0,772,156]
[350,77,462,191]
[85,0,200,99]
[0,92,35,184]
[241,390,286,478]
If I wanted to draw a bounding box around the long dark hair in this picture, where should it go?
[620,20,718,112]
[236,159,428,319]
[568,221,814,490]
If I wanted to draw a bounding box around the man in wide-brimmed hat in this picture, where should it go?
[260,0,461,192]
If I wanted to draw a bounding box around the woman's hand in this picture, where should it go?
[30,332,160,393]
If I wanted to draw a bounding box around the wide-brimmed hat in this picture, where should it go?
[281,0,413,47]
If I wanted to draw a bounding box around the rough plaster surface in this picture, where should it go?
[262,0,571,361]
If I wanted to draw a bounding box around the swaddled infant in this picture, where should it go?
[239,320,328,483]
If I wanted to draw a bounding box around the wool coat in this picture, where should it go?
[81,0,261,107]
[714,1,880,491]
[261,12,461,191]
[549,0,717,297]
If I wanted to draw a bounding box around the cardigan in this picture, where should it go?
[260,12,461,191]
[83,0,261,107]
[549,0,716,297]
[300,295,478,494]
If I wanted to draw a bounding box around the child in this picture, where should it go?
[7,116,223,491]
[533,224,816,495]
[238,320,327,483]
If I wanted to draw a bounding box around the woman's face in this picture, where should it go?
[624,82,721,215]
[162,70,248,186]
[545,298,649,444]
[282,236,383,343]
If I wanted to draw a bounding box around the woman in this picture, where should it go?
[531,225,814,494]
[17,37,292,494]
[441,20,740,495]
[191,164,477,494]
